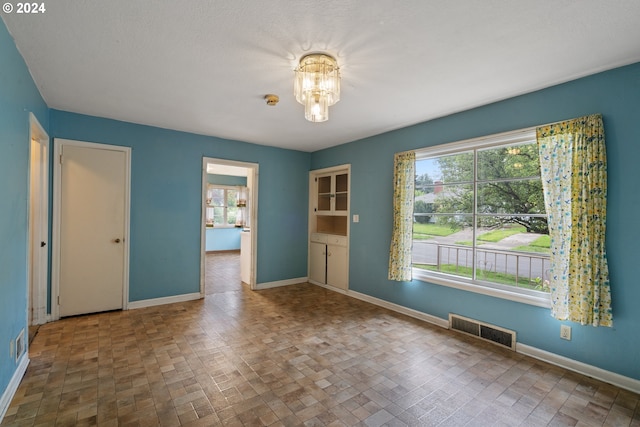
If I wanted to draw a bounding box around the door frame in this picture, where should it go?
[51,139,131,320]
[27,113,49,325]
[200,157,259,292]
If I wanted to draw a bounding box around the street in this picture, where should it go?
[412,230,549,285]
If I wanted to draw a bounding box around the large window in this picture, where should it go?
[412,129,550,299]
[205,185,239,227]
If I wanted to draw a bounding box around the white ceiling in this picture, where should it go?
[4,1,640,152]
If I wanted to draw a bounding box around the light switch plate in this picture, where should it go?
[353,214,359,223]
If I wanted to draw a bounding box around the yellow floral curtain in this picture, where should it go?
[537,114,612,327]
[388,151,415,281]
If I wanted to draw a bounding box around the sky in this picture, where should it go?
[416,158,441,181]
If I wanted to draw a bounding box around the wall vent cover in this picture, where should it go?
[15,329,25,361]
[449,313,516,351]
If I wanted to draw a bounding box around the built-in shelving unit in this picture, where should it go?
[308,164,350,290]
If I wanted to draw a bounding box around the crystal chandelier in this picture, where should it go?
[294,53,341,122]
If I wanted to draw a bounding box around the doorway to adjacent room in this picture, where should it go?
[201,158,258,295]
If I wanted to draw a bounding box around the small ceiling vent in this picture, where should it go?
[449,313,516,351]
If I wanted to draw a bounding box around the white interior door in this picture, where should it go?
[58,143,128,317]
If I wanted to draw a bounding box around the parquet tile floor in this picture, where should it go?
[2,252,639,426]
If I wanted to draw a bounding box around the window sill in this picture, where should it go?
[412,268,551,308]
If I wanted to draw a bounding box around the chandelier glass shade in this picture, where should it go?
[294,54,340,122]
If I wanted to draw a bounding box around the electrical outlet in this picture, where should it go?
[560,325,572,340]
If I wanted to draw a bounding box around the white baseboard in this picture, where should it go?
[517,343,640,394]
[127,292,202,310]
[254,277,307,290]
[308,282,639,394]
[309,280,349,295]
[0,354,29,423]
[347,289,450,329]
[312,283,450,329]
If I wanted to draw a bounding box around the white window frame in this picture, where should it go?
[413,127,551,308]
[206,184,240,228]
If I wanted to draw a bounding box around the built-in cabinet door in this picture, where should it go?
[309,241,326,283]
[327,244,348,290]
[315,172,349,215]
[334,173,349,213]
[316,175,332,212]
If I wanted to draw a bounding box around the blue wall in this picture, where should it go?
[0,22,49,400]
[311,62,640,381]
[50,110,310,301]
[205,228,240,251]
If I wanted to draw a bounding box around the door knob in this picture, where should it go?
[114,238,121,243]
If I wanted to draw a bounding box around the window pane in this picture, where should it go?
[412,133,549,295]
[476,215,548,237]
[227,189,238,207]
[416,152,473,187]
[213,207,225,225]
[436,152,474,183]
[477,180,545,216]
[412,215,473,279]
[475,216,550,292]
[227,206,238,225]
[210,189,225,207]
[423,183,473,214]
[477,142,540,180]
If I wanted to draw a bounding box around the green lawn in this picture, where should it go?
[413,263,546,291]
[513,235,551,253]
[412,223,459,240]
[477,225,526,242]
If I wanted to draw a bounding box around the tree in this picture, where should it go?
[415,173,434,195]
[432,144,548,234]
[414,200,433,224]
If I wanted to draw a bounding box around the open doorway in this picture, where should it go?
[200,158,258,296]
[28,113,49,343]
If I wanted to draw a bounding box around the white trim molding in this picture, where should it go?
[413,270,551,309]
[310,282,640,395]
[0,354,29,423]
[28,112,50,326]
[347,290,451,329]
[255,277,308,290]
[311,282,450,329]
[517,343,640,394]
[127,292,202,310]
